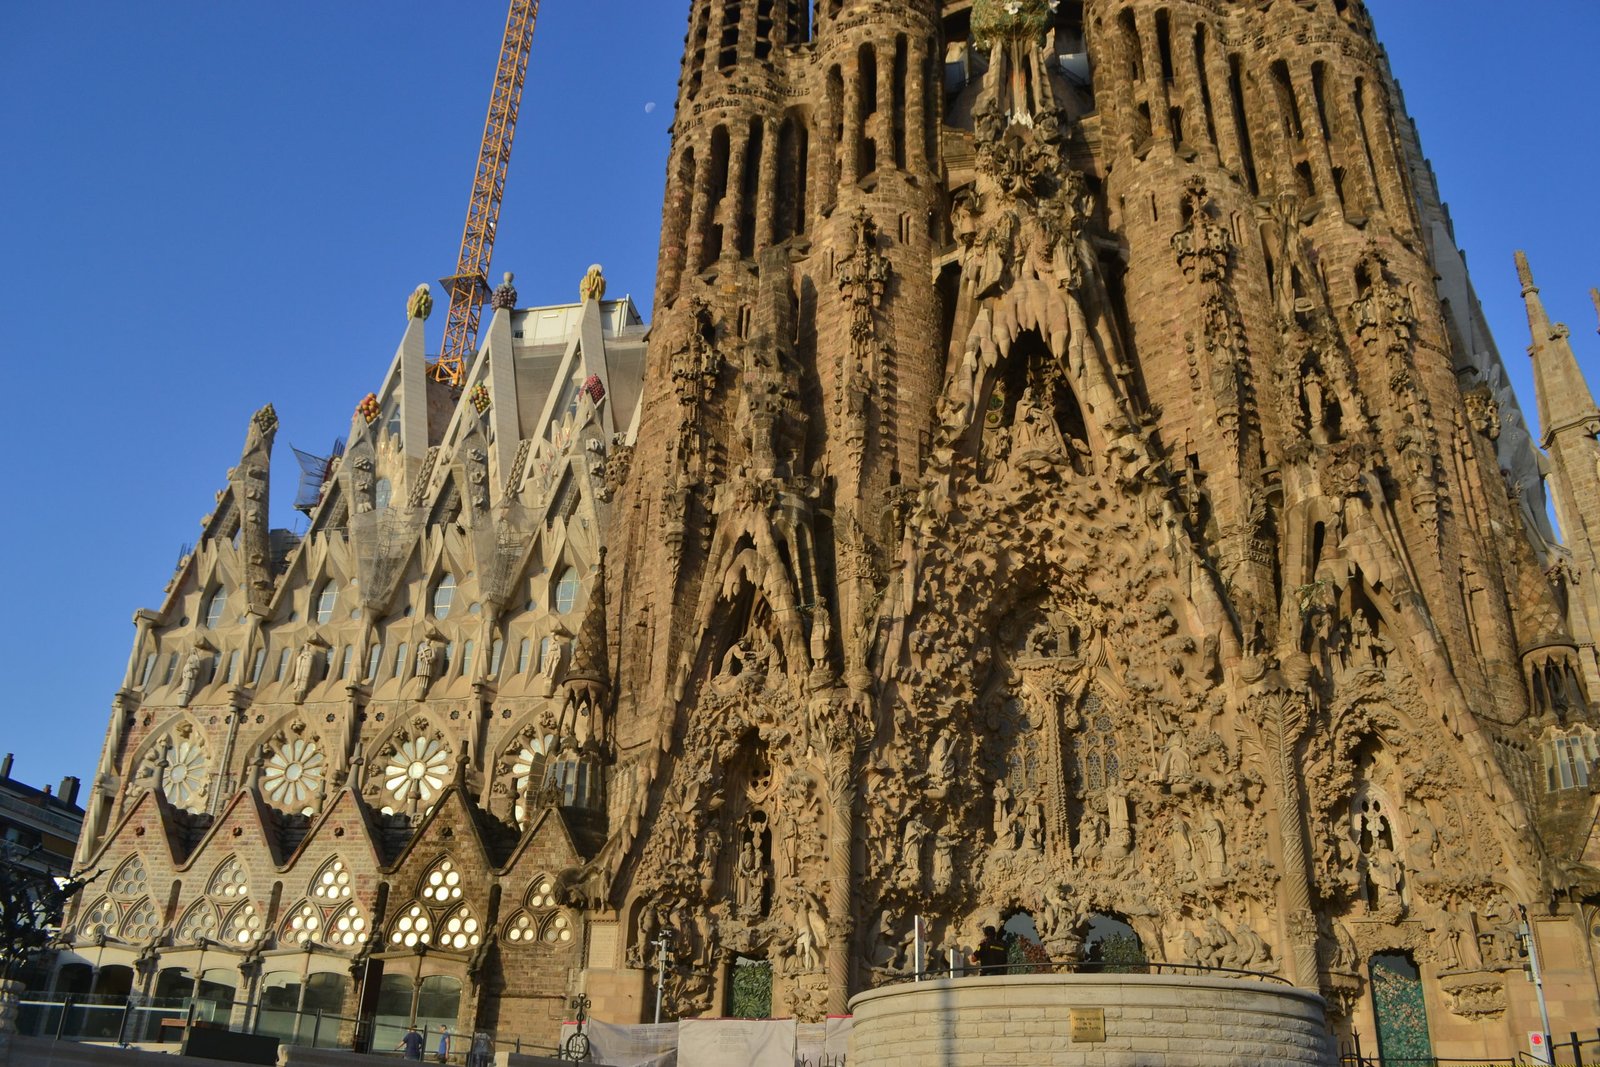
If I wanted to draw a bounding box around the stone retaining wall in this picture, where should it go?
[848,974,1337,1067]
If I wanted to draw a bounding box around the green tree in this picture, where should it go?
[0,845,96,983]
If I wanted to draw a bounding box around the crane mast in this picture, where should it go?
[430,0,541,387]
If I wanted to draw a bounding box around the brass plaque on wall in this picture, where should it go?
[1069,1008,1106,1043]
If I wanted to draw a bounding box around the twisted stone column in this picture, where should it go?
[825,730,858,1015]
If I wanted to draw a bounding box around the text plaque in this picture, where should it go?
[1069,1008,1106,1043]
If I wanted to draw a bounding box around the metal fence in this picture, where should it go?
[12,990,560,1060]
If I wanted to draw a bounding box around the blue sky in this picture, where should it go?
[0,2,1595,794]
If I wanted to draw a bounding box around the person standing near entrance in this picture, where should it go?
[970,926,1009,975]
[437,1024,451,1063]
[398,1026,425,1060]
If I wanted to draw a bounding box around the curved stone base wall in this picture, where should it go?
[848,974,1337,1067]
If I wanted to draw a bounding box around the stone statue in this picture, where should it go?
[928,733,958,792]
[899,816,931,890]
[932,826,955,894]
[1011,387,1067,459]
[178,649,205,706]
[1105,783,1131,858]
[1196,811,1227,880]
[992,780,1014,843]
[736,837,767,920]
[416,641,436,683]
[1153,729,1192,787]
[291,643,318,697]
[809,596,833,671]
[1367,844,1403,908]
[1026,800,1046,852]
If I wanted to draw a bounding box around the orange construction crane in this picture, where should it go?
[430,0,541,387]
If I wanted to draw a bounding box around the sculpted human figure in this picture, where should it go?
[1367,844,1403,907]
[932,826,955,893]
[809,595,833,671]
[899,816,931,889]
[1196,811,1227,880]
[291,643,318,697]
[1010,386,1068,460]
[1153,729,1192,787]
[415,641,435,683]
[928,733,958,793]
[736,837,767,919]
[1105,782,1132,858]
[992,780,1014,843]
[1026,800,1046,852]
[179,648,205,706]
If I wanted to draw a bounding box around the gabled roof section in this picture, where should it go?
[384,761,520,873]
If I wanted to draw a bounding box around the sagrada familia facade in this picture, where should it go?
[61,0,1600,1060]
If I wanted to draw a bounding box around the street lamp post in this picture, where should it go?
[651,931,673,1026]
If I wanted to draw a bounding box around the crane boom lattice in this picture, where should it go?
[431,0,541,387]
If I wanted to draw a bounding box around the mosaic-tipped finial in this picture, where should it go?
[580,264,606,303]
[407,283,434,321]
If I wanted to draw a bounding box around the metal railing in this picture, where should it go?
[12,989,559,1060]
[874,956,1293,987]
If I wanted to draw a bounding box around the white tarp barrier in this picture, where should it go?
[557,1015,851,1066]
[677,1017,796,1067]
[794,1016,851,1064]
[560,1019,678,1066]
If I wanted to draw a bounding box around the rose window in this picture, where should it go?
[263,738,326,810]
[121,899,160,942]
[389,904,432,949]
[439,905,482,951]
[79,897,119,939]
[284,902,321,945]
[208,857,249,901]
[384,736,449,805]
[421,859,463,903]
[162,738,209,811]
[109,858,148,899]
[222,902,263,946]
[311,860,353,901]
[176,902,219,944]
[329,903,369,947]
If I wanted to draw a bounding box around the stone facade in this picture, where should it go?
[65,0,1600,1062]
[59,283,645,1047]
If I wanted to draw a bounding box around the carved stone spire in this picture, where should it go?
[565,549,609,688]
[1517,251,1600,450]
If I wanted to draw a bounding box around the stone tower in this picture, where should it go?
[601,0,1600,1056]
[1519,252,1600,699]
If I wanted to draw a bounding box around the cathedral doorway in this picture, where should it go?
[1369,952,1433,1063]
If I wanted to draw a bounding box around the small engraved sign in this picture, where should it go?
[1069,1008,1106,1043]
